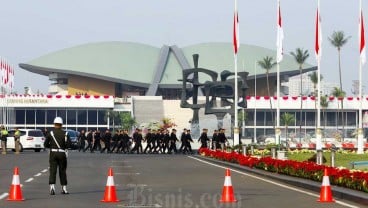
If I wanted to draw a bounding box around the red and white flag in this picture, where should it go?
[360,9,366,65]
[276,0,284,63]
[233,0,239,54]
[315,1,322,61]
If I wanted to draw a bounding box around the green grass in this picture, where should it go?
[287,151,368,169]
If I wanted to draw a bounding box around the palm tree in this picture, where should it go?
[320,95,329,133]
[328,31,351,91]
[308,71,323,97]
[308,72,323,129]
[290,48,310,142]
[331,87,346,140]
[258,56,276,127]
[280,112,295,145]
[104,110,121,131]
[120,112,136,132]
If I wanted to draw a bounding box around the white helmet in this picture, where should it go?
[53,117,63,124]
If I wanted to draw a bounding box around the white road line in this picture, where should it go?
[25,178,34,183]
[0,193,8,200]
[188,156,360,208]
[34,173,42,177]
[115,172,140,175]
[110,165,132,168]
[41,169,48,173]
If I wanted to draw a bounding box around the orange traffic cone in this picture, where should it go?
[7,167,25,201]
[101,167,120,203]
[317,168,335,203]
[219,168,237,203]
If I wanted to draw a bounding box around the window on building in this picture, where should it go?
[15,109,25,125]
[77,110,87,125]
[26,110,35,124]
[88,110,97,125]
[36,109,46,125]
[47,110,57,124]
[67,110,77,125]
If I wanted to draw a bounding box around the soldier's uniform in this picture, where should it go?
[0,125,8,154]
[44,117,71,195]
[198,128,210,148]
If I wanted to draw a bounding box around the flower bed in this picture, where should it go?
[199,148,368,192]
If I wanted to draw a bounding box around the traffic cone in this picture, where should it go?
[101,167,120,203]
[317,168,335,203]
[219,168,237,203]
[7,167,25,201]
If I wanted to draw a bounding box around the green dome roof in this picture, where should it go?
[20,41,315,88]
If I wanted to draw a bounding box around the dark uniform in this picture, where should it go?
[78,129,86,152]
[143,129,153,154]
[198,128,210,148]
[44,117,71,195]
[168,129,179,154]
[100,130,112,153]
[131,129,143,154]
[84,130,93,152]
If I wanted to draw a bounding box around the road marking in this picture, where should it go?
[25,178,34,182]
[117,204,162,208]
[111,165,132,168]
[188,156,360,208]
[115,172,140,175]
[126,184,148,187]
[34,173,42,177]
[0,193,8,200]
[41,169,48,173]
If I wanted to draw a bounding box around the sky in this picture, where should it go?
[0,0,365,95]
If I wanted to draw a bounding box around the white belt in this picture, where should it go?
[51,149,65,152]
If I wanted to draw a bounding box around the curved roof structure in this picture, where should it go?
[19,41,316,94]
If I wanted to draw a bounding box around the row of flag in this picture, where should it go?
[0,58,15,93]
[232,0,366,66]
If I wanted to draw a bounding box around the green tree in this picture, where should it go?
[331,87,346,140]
[290,48,310,142]
[104,110,121,131]
[280,112,295,143]
[258,56,276,127]
[308,72,323,97]
[328,31,350,91]
[320,95,329,131]
[120,112,136,131]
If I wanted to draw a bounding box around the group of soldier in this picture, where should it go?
[76,127,229,154]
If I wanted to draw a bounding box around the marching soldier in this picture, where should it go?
[198,128,210,149]
[218,128,228,151]
[110,130,121,153]
[100,129,112,153]
[168,129,179,154]
[143,128,153,154]
[44,117,71,195]
[131,129,143,154]
[84,130,93,152]
[78,129,86,152]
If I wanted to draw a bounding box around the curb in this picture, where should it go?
[195,155,368,206]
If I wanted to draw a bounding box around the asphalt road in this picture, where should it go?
[0,150,364,208]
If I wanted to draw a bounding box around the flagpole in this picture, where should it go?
[233,0,240,146]
[254,61,257,144]
[275,0,283,147]
[357,0,365,154]
[315,0,323,158]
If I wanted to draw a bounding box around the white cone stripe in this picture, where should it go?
[106,176,115,186]
[321,176,330,186]
[224,176,232,186]
[12,175,20,185]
